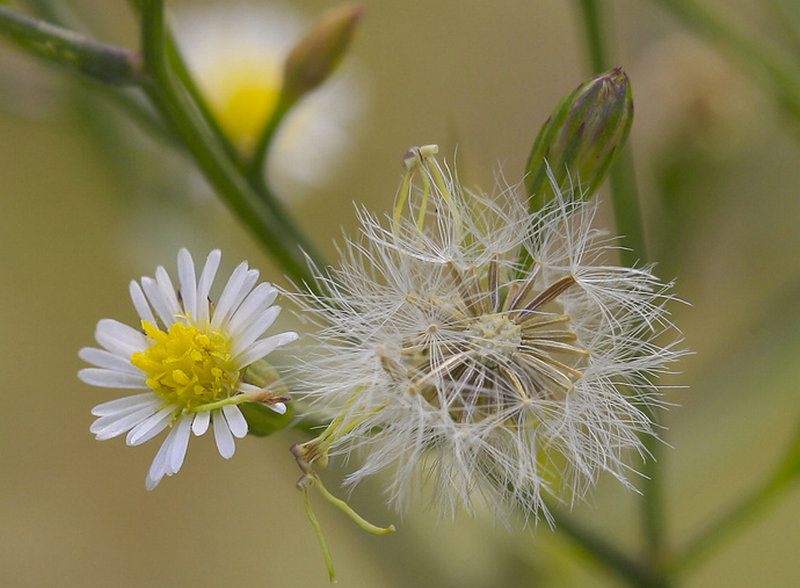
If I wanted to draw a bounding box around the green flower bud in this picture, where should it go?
[525,67,633,211]
[281,4,364,105]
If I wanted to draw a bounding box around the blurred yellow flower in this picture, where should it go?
[174,2,366,196]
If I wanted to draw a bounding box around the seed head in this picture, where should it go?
[291,146,683,521]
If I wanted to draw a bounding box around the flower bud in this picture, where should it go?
[281,4,364,105]
[525,67,633,211]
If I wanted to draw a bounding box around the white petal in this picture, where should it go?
[227,282,278,336]
[129,281,156,325]
[95,319,147,357]
[91,392,158,416]
[269,402,287,415]
[222,404,248,438]
[91,403,161,440]
[191,410,210,436]
[212,410,236,459]
[211,262,252,329]
[79,368,147,389]
[146,431,174,490]
[229,305,281,357]
[126,406,174,446]
[177,248,198,320]
[234,331,298,367]
[167,415,193,474]
[139,277,170,326]
[79,347,141,374]
[156,265,182,317]
[195,250,222,324]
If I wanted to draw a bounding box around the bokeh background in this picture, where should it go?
[1,1,799,586]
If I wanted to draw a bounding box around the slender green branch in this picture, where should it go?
[162,35,244,165]
[164,38,328,268]
[248,94,292,181]
[650,0,800,125]
[667,420,800,577]
[574,0,662,573]
[0,6,143,85]
[548,505,667,587]
[575,0,608,73]
[139,0,320,289]
[302,486,337,582]
[126,0,244,167]
[130,0,327,268]
[608,146,647,267]
[573,0,647,264]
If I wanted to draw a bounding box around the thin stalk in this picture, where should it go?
[0,6,142,85]
[576,0,608,73]
[549,505,667,587]
[574,0,647,263]
[161,25,245,168]
[650,0,800,125]
[667,421,800,577]
[248,93,292,182]
[139,0,320,289]
[129,0,326,267]
[574,0,662,569]
[126,0,233,157]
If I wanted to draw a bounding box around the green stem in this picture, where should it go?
[650,0,800,126]
[574,0,662,570]
[157,14,245,168]
[302,486,337,583]
[667,421,800,577]
[132,0,327,269]
[576,0,608,73]
[608,146,647,266]
[139,0,320,289]
[312,474,395,535]
[549,505,667,587]
[248,93,292,182]
[0,6,142,85]
[574,0,647,264]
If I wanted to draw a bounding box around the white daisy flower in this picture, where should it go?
[291,146,685,521]
[79,249,298,490]
[173,2,365,196]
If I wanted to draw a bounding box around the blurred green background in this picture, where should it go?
[1,1,799,586]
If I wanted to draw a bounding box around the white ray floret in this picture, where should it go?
[79,249,297,489]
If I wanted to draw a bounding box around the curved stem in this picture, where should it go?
[574,0,663,571]
[248,93,292,182]
[650,0,800,126]
[139,0,321,290]
[548,505,668,587]
[574,0,647,264]
[667,420,800,577]
[136,0,327,272]
[162,27,245,169]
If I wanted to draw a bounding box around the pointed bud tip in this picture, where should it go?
[525,67,634,208]
[281,4,365,104]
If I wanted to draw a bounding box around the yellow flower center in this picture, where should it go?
[131,321,239,411]
[205,58,282,151]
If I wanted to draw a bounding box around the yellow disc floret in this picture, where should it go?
[131,321,239,411]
